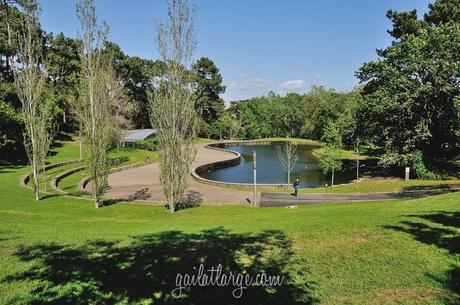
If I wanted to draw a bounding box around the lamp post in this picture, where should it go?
[253,150,257,207]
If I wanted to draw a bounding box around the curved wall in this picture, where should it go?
[191,141,291,187]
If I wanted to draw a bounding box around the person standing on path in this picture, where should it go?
[293,178,300,196]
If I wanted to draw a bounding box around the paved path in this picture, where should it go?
[105,143,458,206]
[104,144,252,204]
[260,189,459,207]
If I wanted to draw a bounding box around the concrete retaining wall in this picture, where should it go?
[191,141,291,188]
[79,162,147,193]
[20,159,83,189]
[51,165,88,193]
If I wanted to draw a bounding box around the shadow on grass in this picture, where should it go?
[46,142,64,158]
[0,230,17,243]
[0,165,23,174]
[39,194,59,200]
[103,190,202,211]
[110,156,130,166]
[54,133,73,141]
[402,184,459,192]
[5,228,318,305]
[385,211,460,303]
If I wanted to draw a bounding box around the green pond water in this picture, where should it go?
[199,143,357,188]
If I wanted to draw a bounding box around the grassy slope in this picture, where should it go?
[0,140,459,304]
[43,141,158,194]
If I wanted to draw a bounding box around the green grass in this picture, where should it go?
[108,147,158,165]
[47,141,82,163]
[193,137,321,145]
[211,178,460,195]
[193,137,222,144]
[298,178,460,193]
[1,141,459,304]
[30,140,158,195]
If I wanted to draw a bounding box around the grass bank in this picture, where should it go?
[0,143,459,304]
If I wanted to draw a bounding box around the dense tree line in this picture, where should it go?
[1,0,459,174]
[217,0,460,173]
[0,0,226,161]
[224,86,361,145]
[356,0,460,166]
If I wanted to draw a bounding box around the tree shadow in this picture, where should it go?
[127,188,152,201]
[402,184,459,192]
[425,159,460,179]
[0,165,22,173]
[102,188,152,206]
[0,230,17,243]
[39,194,60,200]
[54,133,73,141]
[110,156,130,166]
[4,228,318,305]
[384,211,460,303]
[46,142,64,158]
[176,190,203,210]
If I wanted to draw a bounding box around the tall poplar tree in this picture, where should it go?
[149,0,197,213]
[73,0,123,208]
[13,0,54,201]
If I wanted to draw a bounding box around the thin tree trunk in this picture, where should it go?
[94,182,98,208]
[5,1,12,77]
[149,0,197,213]
[32,157,39,201]
[331,170,335,187]
[356,159,359,192]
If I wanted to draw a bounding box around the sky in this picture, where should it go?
[39,0,432,102]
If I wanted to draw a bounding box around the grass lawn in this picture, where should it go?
[35,140,159,195]
[298,178,460,193]
[212,178,460,195]
[1,144,459,304]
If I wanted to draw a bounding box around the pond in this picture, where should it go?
[199,143,358,188]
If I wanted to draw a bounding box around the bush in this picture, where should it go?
[412,151,437,179]
[136,138,158,152]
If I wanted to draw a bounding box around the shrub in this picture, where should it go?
[136,138,158,152]
[412,151,437,179]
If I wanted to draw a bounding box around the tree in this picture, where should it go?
[13,0,55,201]
[315,146,342,187]
[0,100,21,149]
[73,0,123,208]
[356,0,460,166]
[352,138,361,191]
[275,141,298,184]
[192,56,225,124]
[321,120,342,148]
[116,56,164,129]
[1,0,27,159]
[1,0,25,78]
[45,32,81,130]
[208,112,238,139]
[149,0,197,213]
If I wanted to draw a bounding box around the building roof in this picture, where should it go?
[122,129,157,142]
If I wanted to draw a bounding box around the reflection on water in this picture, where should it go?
[199,144,357,188]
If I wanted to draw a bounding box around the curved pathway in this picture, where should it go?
[104,143,458,206]
[104,144,252,204]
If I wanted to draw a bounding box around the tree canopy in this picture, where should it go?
[356,0,460,166]
[192,56,226,124]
